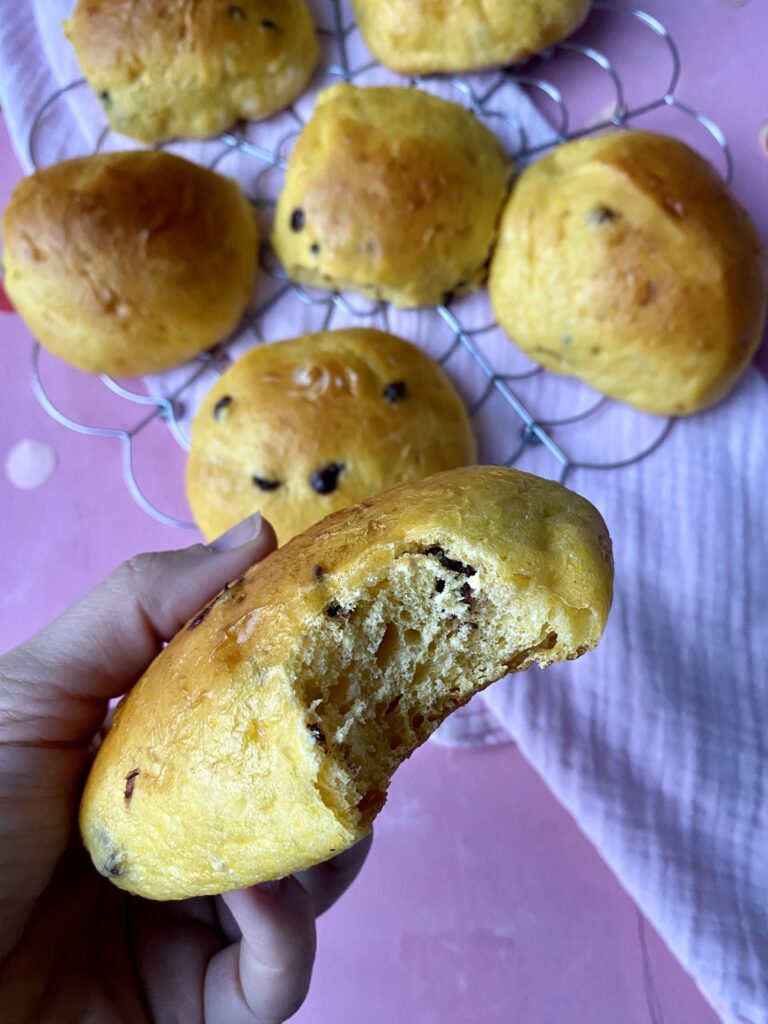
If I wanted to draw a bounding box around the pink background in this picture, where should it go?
[3,1,766,1020]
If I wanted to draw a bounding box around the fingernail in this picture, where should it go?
[207,512,262,552]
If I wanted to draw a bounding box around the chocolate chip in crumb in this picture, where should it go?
[460,582,474,607]
[213,394,233,420]
[587,204,618,225]
[435,578,446,594]
[313,564,325,581]
[385,694,402,715]
[188,602,214,630]
[124,769,140,803]
[310,242,321,255]
[290,208,305,232]
[260,17,279,28]
[425,545,476,577]
[308,723,326,745]
[327,601,352,621]
[227,4,247,19]
[103,853,123,878]
[382,380,407,404]
[310,462,344,494]
[252,475,282,492]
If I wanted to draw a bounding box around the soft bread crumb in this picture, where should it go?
[288,543,587,827]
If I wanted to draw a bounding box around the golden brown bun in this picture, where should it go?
[80,465,613,900]
[489,131,768,415]
[273,84,511,307]
[65,0,318,143]
[350,0,590,74]
[1,152,257,377]
[186,328,477,545]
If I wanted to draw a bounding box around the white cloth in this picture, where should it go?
[2,2,767,1021]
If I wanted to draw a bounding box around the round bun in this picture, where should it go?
[81,465,613,900]
[489,130,767,416]
[350,0,590,74]
[2,152,257,377]
[273,85,511,307]
[65,0,318,143]
[186,328,477,544]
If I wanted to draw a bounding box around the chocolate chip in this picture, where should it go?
[308,723,326,745]
[98,90,111,105]
[310,462,344,494]
[227,4,247,19]
[261,17,279,28]
[435,578,446,594]
[425,546,476,577]
[327,601,352,620]
[587,205,618,225]
[124,769,140,803]
[103,853,123,878]
[290,208,305,232]
[252,475,281,491]
[188,601,214,630]
[385,694,402,715]
[310,242,321,255]
[213,394,233,420]
[460,582,474,608]
[313,564,325,581]
[382,380,407,404]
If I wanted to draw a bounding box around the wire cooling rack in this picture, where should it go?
[26,0,733,528]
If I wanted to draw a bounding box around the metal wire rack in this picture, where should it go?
[26,0,732,529]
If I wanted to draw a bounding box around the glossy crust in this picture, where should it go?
[273,84,511,307]
[65,0,319,143]
[80,466,613,900]
[1,152,257,377]
[489,131,768,415]
[186,328,477,544]
[350,0,590,74]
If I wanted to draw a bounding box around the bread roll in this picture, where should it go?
[1,152,257,377]
[351,0,590,74]
[80,465,613,900]
[65,0,318,143]
[489,131,768,415]
[186,328,477,545]
[273,84,511,307]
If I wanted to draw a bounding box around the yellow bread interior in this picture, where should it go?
[80,467,612,900]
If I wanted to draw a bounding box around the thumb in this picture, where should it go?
[0,512,276,747]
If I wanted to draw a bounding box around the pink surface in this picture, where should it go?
[4,1,766,1018]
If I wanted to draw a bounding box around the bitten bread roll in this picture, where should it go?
[273,84,511,307]
[1,152,257,377]
[489,130,768,415]
[350,0,590,74]
[186,328,477,545]
[81,465,613,901]
[65,0,318,143]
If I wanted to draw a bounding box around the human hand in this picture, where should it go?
[0,513,371,1022]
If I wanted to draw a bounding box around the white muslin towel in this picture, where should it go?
[1,2,767,1021]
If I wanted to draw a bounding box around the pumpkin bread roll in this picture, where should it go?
[273,84,511,307]
[350,0,590,74]
[1,151,257,377]
[186,328,477,544]
[489,130,767,415]
[81,465,613,900]
[65,0,319,143]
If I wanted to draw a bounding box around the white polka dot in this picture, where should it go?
[5,439,57,490]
